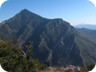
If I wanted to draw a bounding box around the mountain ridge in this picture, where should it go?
[0,9,96,67]
[75,24,96,30]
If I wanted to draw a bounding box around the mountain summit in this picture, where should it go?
[0,9,96,67]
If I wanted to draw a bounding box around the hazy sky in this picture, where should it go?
[0,0,96,25]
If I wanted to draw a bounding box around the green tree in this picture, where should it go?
[0,41,41,72]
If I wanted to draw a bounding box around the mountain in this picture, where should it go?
[76,28,96,44]
[75,24,96,30]
[0,9,96,67]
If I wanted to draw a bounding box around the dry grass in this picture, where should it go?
[40,67,64,72]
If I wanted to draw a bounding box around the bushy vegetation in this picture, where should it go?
[87,64,95,71]
[0,41,47,72]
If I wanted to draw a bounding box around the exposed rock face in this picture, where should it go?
[0,9,96,67]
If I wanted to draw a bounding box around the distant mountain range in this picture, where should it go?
[0,9,96,67]
[75,24,96,30]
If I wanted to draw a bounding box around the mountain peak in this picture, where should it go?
[20,9,31,13]
[18,9,44,20]
[19,9,34,15]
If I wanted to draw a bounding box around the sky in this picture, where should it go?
[0,0,96,25]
